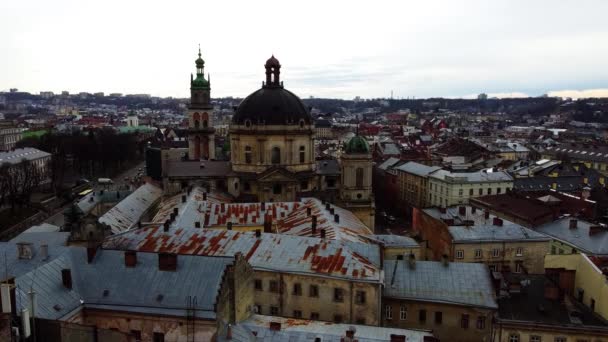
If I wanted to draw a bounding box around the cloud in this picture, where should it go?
[548,89,608,99]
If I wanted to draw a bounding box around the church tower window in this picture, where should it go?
[356,168,364,188]
[245,146,252,164]
[299,146,306,163]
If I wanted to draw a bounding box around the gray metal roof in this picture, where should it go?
[218,314,435,342]
[429,169,513,183]
[535,218,608,255]
[98,183,163,234]
[0,147,50,165]
[7,245,233,321]
[76,190,132,215]
[9,231,70,247]
[316,159,340,175]
[166,160,231,178]
[423,207,550,243]
[384,260,498,309]
[394,162,440,177]
[368,234,419,248]
[377,157,401,171]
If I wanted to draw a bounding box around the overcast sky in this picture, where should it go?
[1,0,607,99]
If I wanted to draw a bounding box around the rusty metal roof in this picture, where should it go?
[99,183,163,234]
[103,228,382,282]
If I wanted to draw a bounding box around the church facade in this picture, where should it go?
[162,51,375,229]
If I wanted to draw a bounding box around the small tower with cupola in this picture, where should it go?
[339,134,375,230]
[187,46,215,160]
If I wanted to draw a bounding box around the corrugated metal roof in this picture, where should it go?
[98,183,163,234]
[536,217,608,255]
[384,260,498,309]
[367,234,419,248]
[0,147,50,164]
[430,169,513,182]
[76,190,132,214]
[394,161,440,177]
[218,314,435,342]
[103,228,382,282]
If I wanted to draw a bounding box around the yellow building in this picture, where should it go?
[427,169,514,207]
[395,162,440,209]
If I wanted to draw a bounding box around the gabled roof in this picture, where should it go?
[384,260,498,309]
[536,218,608,255]
[98,183,163,234]
[103,229,382,282]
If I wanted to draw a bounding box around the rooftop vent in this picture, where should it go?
[125,250,137,267]
[16,243,34,260]
[569,219,578,229]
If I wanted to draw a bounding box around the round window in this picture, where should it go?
[245,120,252,128]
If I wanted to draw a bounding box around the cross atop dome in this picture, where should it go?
[264,55,282,88]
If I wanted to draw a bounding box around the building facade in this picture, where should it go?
[428,169,514,207]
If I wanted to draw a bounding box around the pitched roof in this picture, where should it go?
[394,161,441,177]
[384,260,498,309]
[535,218,608,255]
[429,169,513,183]
[103,229,382,282]
[0,147,50,165]
[98,183,163,234]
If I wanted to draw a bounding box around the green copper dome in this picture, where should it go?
[345,135,370,154]
[192,74,209,89]
[191,46,210,89]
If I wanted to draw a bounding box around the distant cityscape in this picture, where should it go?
[0,51,608,342]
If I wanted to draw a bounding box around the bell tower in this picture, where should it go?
[187,46,215,160]
[339,135,375,230]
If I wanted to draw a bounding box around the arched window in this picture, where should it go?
[245,146,252,164]
[356,168,364,188]
[194,120,200,129]
[299,146,306,163]
[273,184,282,195]
[272,147,281,164]
[193,112,200,129]
[203,120,208,128]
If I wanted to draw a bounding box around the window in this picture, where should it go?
[515,262,523,273]
[476,316,486,329]
[299,146,306,163]
[271,147,281,164]
[399,306,407,320]
[334,288,344,302]
[456,250,464,259]
[530,336,541,342]
[487,188,492,195]
[300,181,308,191]
[131,330,142,342]
[309,285,319,297]
[293,283,302,296]
[153,333,165,342]
[253,304,261,314]
[475,249,482,259]
[385,305,392,320]
[591,299,596,311]
[310,312,320,320]
[478,188,483,195]
[254,279,262,291]
[469,189,474,196]
[273,184,282,195]
[355,291,366,304]
[270,306,279,315]
[461,314,469,329]
[497,187,502,194]
[489,264,497,272]
[293,310,302,318]
[244,182,251,192]
[269,280,279,293]
[509,334,520,342]
[492,248,501,258]
[554,337,567,342]
[245,146,252,164]
[356,168,364,188]
[327,179,336,188]
[459,189,463,197]
[419,309,426,323]
[435,311,443,324]
[356,318,366,325]
[334,314,343,323]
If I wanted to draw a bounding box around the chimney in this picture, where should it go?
[569,219,578,229]
[472,206,477,214]
[269,322,281,331]
[439,207,446,214]
[255,229,261,238]
[261,202,265,211]
[61,269,72,289]
[441,254,449,267]
[485,210,490,219]
[195,221,201,228]
[263,219,272,233]
[181,195,186,203]
[173,207,179,216]
[226,324,232,340]
[306,207,312,217]
[334,214,340,223]
[203,192,207,200]
[221,203,225,212]
[329,208,335,215]
[163,220,170,232]
[345,327,356,340]
[589,225,602,235]
[311,215,317,236]
[125,251,137,267]
[158,253,177,271]
[320,229,326,239]
[459,206,466,216]
[86,246,97,263]
[325,203,331,211]
[408,253,416,269]
[493,217,503,226]
[227,222,233,230]
[390,335,406,342]
[40,244,48,260]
